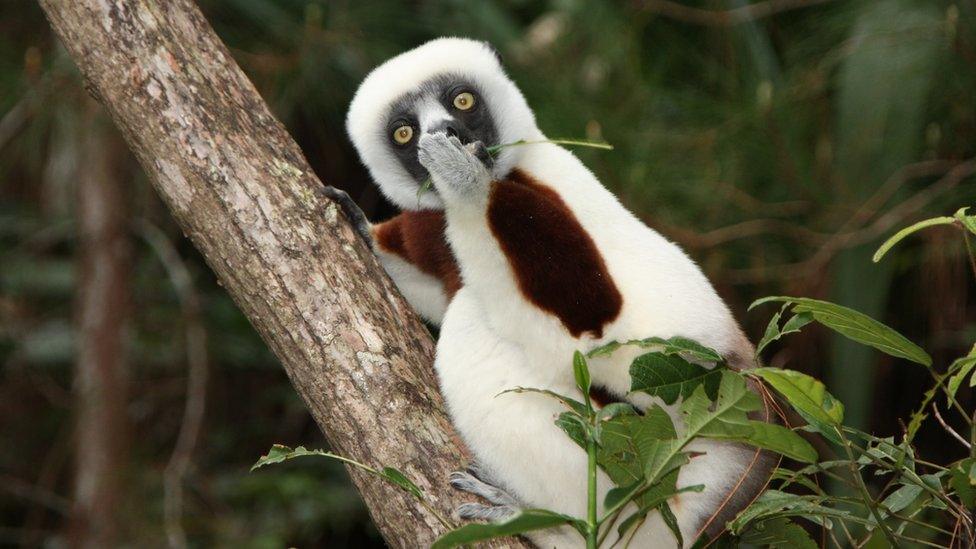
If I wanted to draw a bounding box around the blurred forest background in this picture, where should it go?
[1,0,974,547]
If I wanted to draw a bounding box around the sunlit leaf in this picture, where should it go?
[750,368,844,445]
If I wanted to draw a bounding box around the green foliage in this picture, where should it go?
[750,296,932,367]
[628,352,723,404]
[750,368,844,445]
[874,207,976,263]
[430,510,583,549]
[588,335,723,362]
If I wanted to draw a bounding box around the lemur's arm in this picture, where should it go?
[318,185,458,325]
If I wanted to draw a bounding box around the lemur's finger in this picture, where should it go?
[449,470,518,506]
[469,141,494,169]
[317,185,372,248]
[456,502,518,522]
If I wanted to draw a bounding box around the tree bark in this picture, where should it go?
[71,100,131,549]
[36,1,530,547]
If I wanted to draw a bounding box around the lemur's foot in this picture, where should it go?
[318,185,372,248]
[450,466,519,522]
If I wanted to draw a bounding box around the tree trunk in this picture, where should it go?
[71,100,130,548]
[36,1,531,547]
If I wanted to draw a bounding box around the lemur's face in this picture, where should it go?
[385,75,499,188]
[347,38,541,211]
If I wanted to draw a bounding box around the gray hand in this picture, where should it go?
[317,185,372,248]
[417,133,493,198]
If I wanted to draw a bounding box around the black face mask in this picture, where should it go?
[385,74,499,186]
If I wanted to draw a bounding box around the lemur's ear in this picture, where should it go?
[483,41,504,66]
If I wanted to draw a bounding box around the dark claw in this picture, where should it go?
[318,185,373,249]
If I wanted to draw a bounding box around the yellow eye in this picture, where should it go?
[392,125,413,144]
[453,91,475,111]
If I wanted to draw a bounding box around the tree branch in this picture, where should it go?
[35,1,527,546]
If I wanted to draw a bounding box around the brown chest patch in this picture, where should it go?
[374,210,462,298]
[487,169,623,338]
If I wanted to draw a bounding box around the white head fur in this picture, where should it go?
[346,37,542,210]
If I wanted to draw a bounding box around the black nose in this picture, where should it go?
[428,119,460,139]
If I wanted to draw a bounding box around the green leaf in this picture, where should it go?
[740,421,818,463]
[615,488,702,547]
[730,490,851,533]
[751,368,844,445]
[757,308,814,356]
[955,207,976,235]
[872,216,955,262]
[381,467,422,499]
[604,478,643,511]
[950,458,976,510]
[682,372,762,439]
[589,336,722,363]
[879,484,923,517]
[740,517,817,549]
[658,502,683,548]
[750,297,931,366]
[431,509,582,548]
[573,351,592,397]
[555,412,589,448]
[947,351,976,404]
[252,445,433,505]
[498,387,587,416]
[252,444,362,472]
[629,353,723,404]
[597,402,638,424]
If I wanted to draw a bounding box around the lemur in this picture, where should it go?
[333,37,775,548]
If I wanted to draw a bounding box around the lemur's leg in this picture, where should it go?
[317,185,373,247]
[435,289,606,548]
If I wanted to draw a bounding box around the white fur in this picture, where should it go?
[374,248,448,324]
[348,37,760,548]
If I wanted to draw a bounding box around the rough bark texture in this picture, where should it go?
[37,1,531,547]
[71,100,130,549]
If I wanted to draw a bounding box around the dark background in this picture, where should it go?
[1,0,974,547]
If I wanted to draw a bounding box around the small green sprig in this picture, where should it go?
[414,138,613,201]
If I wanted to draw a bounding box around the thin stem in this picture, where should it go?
[838,427,900,547]
[487,138,614,154]
[587,432,598,549]
[933,403,972,449]
[962,228,976,285]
